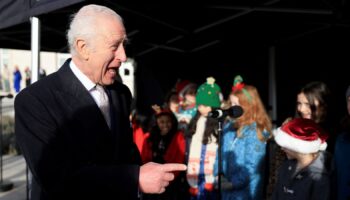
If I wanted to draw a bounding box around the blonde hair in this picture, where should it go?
[232,85,272,141]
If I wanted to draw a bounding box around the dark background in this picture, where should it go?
[1,0,349,125]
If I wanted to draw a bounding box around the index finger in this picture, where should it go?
[162,163,187,172]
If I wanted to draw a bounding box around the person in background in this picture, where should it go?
[334,85,350,200]
[163,90,180,115]
[0,70,2,91]
[186,77,221,200]
[175,79,198,131]
[215,75,272,200]
[295,81,335,152]
[266,81,334,199]
[131,109,151,155]
[24,66,31,87]
[272,118,332,200]
[140,108,186,200]
[13,65,22,93]
[2,64,11,93]
[15,4,186,200]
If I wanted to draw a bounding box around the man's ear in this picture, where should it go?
[75,38,90,60]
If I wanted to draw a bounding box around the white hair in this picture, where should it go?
[66,4,123,56]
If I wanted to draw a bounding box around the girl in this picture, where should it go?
[140,109,186,200]
[176,80,198,131]
[266,81,333,198]
[216,75,272,200]
[295,81,336,152]
[186,77,222,200]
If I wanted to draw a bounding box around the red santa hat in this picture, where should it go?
[175,80,196,99]
[273,118,328,154]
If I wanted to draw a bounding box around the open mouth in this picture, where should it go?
[107,68,117,76]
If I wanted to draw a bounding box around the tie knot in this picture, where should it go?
[95,85,108,106]
[95,84,105,92]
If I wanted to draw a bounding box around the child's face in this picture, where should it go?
[281,147,298,160]
[297,92,319,120]
[197,104,212,117]
[184,88,197,104]
[157,115,173,135]
[168,95,179,113]
[169,101,179,113]
[229,94,240,106]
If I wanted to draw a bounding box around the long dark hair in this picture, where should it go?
[148,111,179,157]
[296,81,332,125]
[186,112,219,144]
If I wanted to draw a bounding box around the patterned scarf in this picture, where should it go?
[187,116,218,192]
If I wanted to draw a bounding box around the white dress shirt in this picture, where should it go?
[69,61,111,128]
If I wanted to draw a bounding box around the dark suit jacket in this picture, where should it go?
[15,59,141,200]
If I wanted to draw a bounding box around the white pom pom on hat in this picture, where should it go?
[273,118,328,154]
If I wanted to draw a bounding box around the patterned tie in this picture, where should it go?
[95,85,111,128]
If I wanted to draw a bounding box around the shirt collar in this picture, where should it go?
[69,60,96,91]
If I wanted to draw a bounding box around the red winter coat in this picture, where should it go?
[141,131,186,169]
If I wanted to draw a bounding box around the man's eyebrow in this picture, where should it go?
[123,38,130,45]
[109,37,126,45]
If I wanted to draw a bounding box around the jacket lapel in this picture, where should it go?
[57,59,111,134]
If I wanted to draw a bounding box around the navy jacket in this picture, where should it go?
[272,151,332,200]
[15,59,141,200]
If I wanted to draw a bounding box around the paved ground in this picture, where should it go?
[0,93,27,200]
[0,155,27,200]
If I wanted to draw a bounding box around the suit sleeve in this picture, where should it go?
[15,90,140,199]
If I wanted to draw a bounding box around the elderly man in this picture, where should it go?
[15,4,186,200]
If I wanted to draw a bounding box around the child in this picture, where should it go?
[163,90,180,115]
[175,79,198,131]
[266,81,333,198]
[186,77,222,200]
[140,109,186,165]
[140,108,186,200]
[272,118,332,200]
[131,110,151,155]
[216,75,272,200]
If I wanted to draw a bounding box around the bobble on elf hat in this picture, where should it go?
[273,118,328,154]
[196,77,221,108]
[231,75,252,102]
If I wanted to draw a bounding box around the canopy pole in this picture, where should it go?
[27,16,41,199]
[31,17,40,83]
[268,46,277,126]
